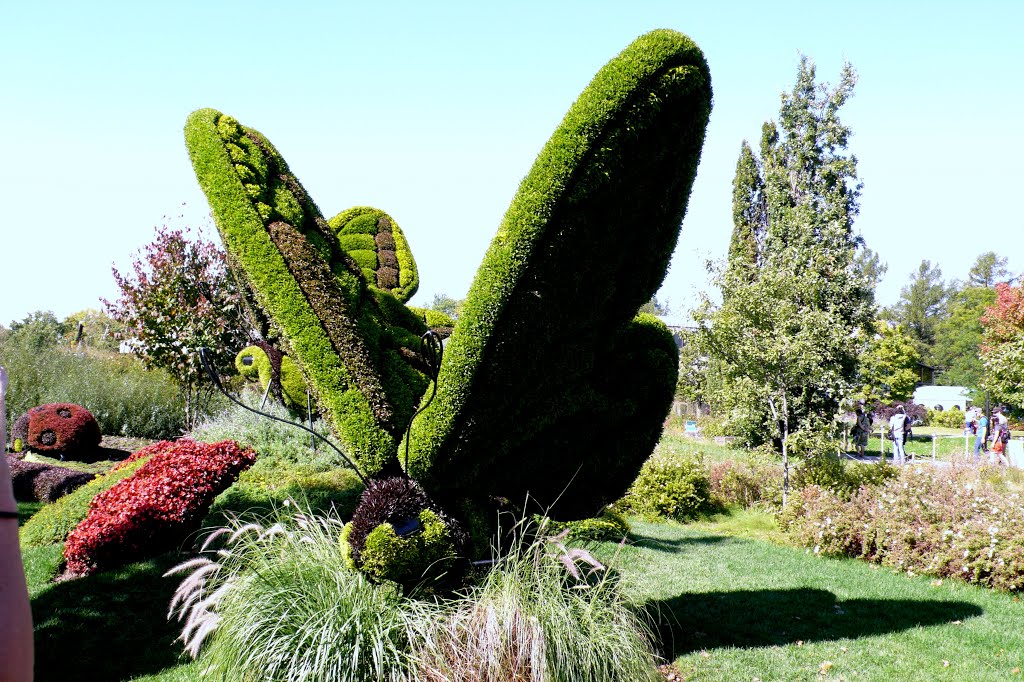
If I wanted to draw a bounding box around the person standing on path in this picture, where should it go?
[974,411,989,461]
[853,406,871,458]
[0,367,35,682]
[889,405,910,466]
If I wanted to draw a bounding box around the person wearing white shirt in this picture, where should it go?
[888,405,909,466]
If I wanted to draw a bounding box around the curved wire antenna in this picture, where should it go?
[404,330,444,474]
[198,347,369,488]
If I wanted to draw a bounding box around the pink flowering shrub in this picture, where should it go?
[781,464,1024,591]
[64,439,256,575]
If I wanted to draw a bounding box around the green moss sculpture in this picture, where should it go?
[186,28,711,578]
[235,343,309,411]
[328,207,419,302]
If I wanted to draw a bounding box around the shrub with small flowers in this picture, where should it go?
[782,463,1024,591]
[63,439,256,575]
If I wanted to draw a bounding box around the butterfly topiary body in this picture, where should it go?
[186,29,712,578]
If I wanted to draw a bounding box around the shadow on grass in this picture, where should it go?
[31,553,189,682]
[649,588,983,658]
[629,531,731,553]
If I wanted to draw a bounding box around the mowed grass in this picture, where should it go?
[610,516,1024,682]
[19,433,1024,682]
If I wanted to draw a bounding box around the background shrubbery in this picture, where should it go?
[781,464,1024,591]
[617,454,718,520]
[192,392,365,524]
[927,408,970,429]
[1,340,186,439]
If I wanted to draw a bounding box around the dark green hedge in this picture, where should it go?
[185,110,427,477]
[405,29,711,518]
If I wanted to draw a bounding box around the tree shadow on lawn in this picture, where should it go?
[649,587,983,659]
[31,553,189,682]
[629,531,731,553]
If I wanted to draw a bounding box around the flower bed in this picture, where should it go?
[64,439,255,575]
[781,464,1024,591]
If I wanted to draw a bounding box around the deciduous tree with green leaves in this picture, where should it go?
[691,57,872,502]
[855,320,920,403]
[103,225,247,429]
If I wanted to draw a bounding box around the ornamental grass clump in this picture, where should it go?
[167,509,412,682]
[782,463,1024,591]
[406,519,661,682]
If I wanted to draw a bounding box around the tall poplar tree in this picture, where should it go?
[692,57,872,499]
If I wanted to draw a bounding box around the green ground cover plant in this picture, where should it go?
[191,392,365,524]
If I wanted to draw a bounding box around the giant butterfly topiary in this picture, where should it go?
[185,29,712,584]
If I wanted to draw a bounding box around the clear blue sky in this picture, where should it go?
[2,1,1021,326]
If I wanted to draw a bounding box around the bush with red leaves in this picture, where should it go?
[63,439,256,575]
[18,403,101,459]
[6,454,95,502]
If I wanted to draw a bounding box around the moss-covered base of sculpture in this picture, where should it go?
[340,477,466,589]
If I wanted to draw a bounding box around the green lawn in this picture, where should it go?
[19,448,1024,681]
[612,515,1024,681]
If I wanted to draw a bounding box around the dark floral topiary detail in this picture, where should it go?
[63,439,256,575]
[341,476,467,587]
[6,454,95,503]
[20,403,101,459]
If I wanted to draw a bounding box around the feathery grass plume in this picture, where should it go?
[166,505,413,681]
[407,515,661,682]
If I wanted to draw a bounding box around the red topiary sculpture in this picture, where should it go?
[19,403,101,459]
[63,439,256,575]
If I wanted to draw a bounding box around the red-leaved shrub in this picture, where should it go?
[6,454,95,502]
[63,439,256,575]
[20,403,101,459]
[782,464,1024,591]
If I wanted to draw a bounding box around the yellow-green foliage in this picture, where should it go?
[19,456,152,548]
[207,465,365,528]
[407,306,456,330]
[405,30,710,519]
[328,207,419,303]
[618,455,716,521]
[353,509,456,585]
[542,510,631,543]
[186,109,429,477]
[235,345,309,411]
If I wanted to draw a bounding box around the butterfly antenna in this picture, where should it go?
[197,347,368,488]
[403,330,444,478]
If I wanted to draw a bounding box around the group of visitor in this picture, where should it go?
[852,405,914,465]
[967,406,1011,464]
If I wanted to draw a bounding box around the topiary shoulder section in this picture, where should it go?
[235,343,309,412]
[185,109,427,477]
[406,29,710,514]
[328,207,419,303]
